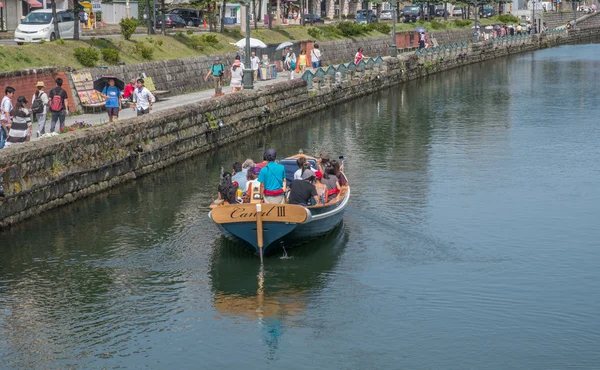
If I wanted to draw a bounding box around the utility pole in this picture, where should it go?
[243,0,254,90]
[390,0,397,57]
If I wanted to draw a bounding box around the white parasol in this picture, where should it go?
[232,38,267,49]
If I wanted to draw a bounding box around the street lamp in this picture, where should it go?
[390,0,397,57]
[243,0,254,90]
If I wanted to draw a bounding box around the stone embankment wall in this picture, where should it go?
[428,28,473,45]
[0,67,77,112]
[319,36,391,65]
[1,27,599,228]
[544,11,600,29]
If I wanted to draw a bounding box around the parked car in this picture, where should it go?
[355,9,377,24]
[480,6,495,18]
[303,13,325,23]
[380,10,393,20]
[452,7,463,16]
[14,10,79,44]
[170,8,203,27]
[435,8,449,17]
[403,5,421,23]
[156,14,187,28]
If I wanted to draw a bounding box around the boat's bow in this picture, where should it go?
[209,203,311,255]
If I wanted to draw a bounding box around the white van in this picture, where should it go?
[14,9,79,45]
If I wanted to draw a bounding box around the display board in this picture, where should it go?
[72,72,105,105]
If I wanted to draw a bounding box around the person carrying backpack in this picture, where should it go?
[31,81,49,137]
[48,78,69,133]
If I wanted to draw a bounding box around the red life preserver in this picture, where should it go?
[264,189,284,196]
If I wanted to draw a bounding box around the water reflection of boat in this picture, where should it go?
[209,154,350,258]
[210,224,349,355]
[210,223,348,313]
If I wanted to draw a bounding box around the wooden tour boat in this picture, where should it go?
[209,153,350,259]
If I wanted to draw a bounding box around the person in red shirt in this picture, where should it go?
[123,78,136,100]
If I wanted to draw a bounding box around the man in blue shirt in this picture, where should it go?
[101,78,122,122]
[204,56,225,97]
[257,149,287,204]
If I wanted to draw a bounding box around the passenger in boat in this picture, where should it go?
[294,157,316,180]
[331,159,347,186]
[289,169,320,206]
[257,148,287,204]
[314,170,328,204]
[231,162,247,195]
[323,165,341,200]
[217,172,239,204]
[254,153,269,174]
[242,158,254,173]
[318,152,330,173]
[244,166,260,202]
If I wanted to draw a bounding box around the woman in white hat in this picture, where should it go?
[31,81,49,137]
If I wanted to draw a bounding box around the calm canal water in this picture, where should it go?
[2,42,600,369]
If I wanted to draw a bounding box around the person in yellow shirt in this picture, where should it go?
[298,49,308,73]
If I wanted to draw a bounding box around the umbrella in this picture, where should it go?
[276,41,294,50]
[472,24,481,29]
[93,76,125,93]
[485,25,494,30]
[233,38,267,49]
[414,27,426,33]
[493,24,501,29]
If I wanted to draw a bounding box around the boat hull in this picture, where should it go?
[210,187,350,256]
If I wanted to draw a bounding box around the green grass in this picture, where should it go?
[0,27,390,71]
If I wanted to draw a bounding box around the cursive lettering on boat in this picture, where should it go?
[229,206,278,219]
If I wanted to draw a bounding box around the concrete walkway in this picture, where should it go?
[35,72,292,138]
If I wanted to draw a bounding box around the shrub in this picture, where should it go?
[133,42,154,60]
[200,34,219,46]
[430,19,446,30]
[101,48,120,64]
[187,35,204,50]
[454,19,473,27]
[156,39,164,47]
[186,30,194,35]
[307,27,323,39]
[176,31,184,38]
[321,25,343,38]
[336,21,366,37]
[73,47,99,67]
[366,22,391,34]
[119,18,138,41]
[497,14,519,24]
[55,38,65,45]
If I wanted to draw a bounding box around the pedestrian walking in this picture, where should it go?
[204,56,225,97]
[101,78,122,122]
[230,60,243,93]
[48,78,69,133]
[281,47,289,71]
[4,96,31,147]
[0,86,15,149]
[31,81,49,137]
[355,47,364,64]
[123,78,136,101]
[132,78,155,116]
[298,49,308,73]
[419,32,426,49]
[250,51,260,81]
[311,43,322,68]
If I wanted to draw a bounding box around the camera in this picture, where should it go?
[218,71,224,77]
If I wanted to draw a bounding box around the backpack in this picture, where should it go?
[50,89,63,112]
[31,92,45,114]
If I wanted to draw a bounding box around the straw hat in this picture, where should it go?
[36,81,45,87]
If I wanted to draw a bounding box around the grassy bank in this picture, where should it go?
[0,27,386,71]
